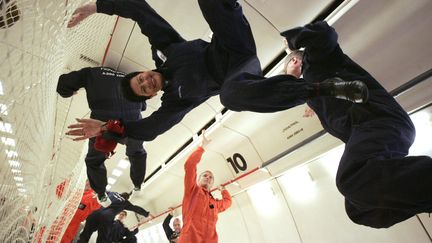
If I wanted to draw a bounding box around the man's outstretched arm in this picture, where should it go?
[66,98,200,141]
[68,0,184,52]
[162,213,174,240]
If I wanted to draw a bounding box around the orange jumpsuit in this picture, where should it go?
[178,147,232,243]
[60,188,100,243]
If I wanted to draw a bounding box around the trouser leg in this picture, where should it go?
[344,199,416,228]
[95,210,116,243]
[125,138,147,188]
[197,0,256,55]
[336,122,432,227]
[220,73,312,112]
[85,138,108,197]
[77,210,101,243]
[198,0,260,83]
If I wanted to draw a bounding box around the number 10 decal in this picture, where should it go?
[226,153,248,174]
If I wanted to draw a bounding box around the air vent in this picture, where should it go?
[79,54,100,66]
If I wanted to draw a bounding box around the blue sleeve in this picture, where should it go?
[162,214,174,240]
[123,98,200,141]
[281,21,341,63]
[96,0,184,66]
[56,67,91,98]
[125,201,149,217]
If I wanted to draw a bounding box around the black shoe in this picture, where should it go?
[321,77,369,103]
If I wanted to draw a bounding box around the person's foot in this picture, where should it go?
[320,77,369,103]
[97,192,112,207]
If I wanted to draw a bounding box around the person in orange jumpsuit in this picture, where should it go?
[178,132,232,243]
[60,180,100,243]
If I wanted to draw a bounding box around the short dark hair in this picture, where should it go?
[284,50,304,72]
[120,210,127,216]
[121,71,149,102]
[120,192,131,200]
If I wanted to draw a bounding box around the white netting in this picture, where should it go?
[0,0,117,242]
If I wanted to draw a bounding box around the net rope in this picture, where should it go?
[0,0,117,242]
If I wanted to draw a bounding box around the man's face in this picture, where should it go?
[117,211,127,222]
[285,56,302,78]
[130,71,164,97]
[198,171,214,190]
[173,218,182,232]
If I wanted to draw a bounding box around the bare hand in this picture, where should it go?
[66,118,105,141]
[168,207,175,214]
[218,185,225,191]
[200,129,211,148]
[67,3,97,28]
[303,106,316,118]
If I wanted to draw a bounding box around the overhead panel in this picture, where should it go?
[179,102,219,134]
[105,17,135,54]
[138,172,184,211]
[144,123,194,173]
[241,3,285,67]
[146,0,211,40]
[245,0,334,31]
[395,76,432,113]
[102,17,135,69]
[120,25,155,70]
[221,105,323,163]
[332,0,432,91]
[203,126,271,189]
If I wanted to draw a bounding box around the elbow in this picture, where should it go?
[219,92,242,112]
[56,89,73,98]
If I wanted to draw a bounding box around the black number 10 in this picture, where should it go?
[226,153,248,174]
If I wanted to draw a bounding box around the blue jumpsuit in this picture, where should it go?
[57,67,147,196]
[78,192,149,243]
[111,220,138,243]
[96,0,314,141]
[281,21,432,228]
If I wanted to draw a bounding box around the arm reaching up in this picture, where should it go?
[67,3,97,28]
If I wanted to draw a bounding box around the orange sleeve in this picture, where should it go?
[184,147,205,196]
[216,189,232,213]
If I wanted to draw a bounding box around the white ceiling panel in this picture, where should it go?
[245,0,334,31]
[333,0,432,91]
[120,27,155,70]
[144,124,193,173]
[115,55,150,73]
[242,3,286,67]
[395,77,432,113]
[102,50,123,71]
[203,96,225,113]
[146,0,211,40]
[221,104,323,162]
[105,17,134,54]
[179,102,219,134]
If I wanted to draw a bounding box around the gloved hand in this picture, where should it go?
[94,120,124,157]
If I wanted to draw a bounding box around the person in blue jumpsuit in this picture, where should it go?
[111,211,139,243]
[78,191,150,243]
[281,21,432,228]
[57,67,147,205]
[65,0,368,142]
